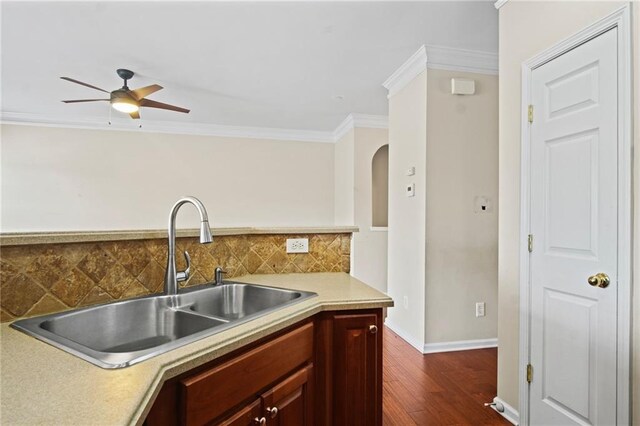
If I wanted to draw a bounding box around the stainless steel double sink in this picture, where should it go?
[11,282,317,369]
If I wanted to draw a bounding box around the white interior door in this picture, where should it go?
[528,28,618,425]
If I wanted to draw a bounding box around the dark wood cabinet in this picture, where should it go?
[332,313,381,426]
[145,309,382,426]
[216,399,262,426]
[260,365,313,426]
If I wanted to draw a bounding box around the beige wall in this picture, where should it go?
[371,144,389,227]
[497,0,638,415]
[333,129,355,226]
[424,69,499,344]
[0,124,335,231]
[386,70,428,348]
[351,127,389,293]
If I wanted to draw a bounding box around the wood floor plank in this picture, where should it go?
[382,327,510,425]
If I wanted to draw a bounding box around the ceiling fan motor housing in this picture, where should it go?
[116,68,134,88]
[110,89,136,102]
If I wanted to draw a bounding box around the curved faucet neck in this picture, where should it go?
[164,196,213,296]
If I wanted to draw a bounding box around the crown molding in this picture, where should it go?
[425,45,498,75]
[0,111,336,143]
[333,113,389,142]
[382,45,428,98]
[382,44,498,98]
[494,0,509,10]
[1,111,389,144]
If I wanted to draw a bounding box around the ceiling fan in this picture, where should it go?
[61,69,190,119]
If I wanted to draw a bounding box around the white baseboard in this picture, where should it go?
[383,319,425,353]
[491,397,520,425]
[384,320,498,355]
[422,338,498,353]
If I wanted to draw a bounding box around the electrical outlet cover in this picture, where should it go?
[286,238,309,253]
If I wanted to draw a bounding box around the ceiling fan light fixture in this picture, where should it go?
[111,98,139,113]
[61,69,189,119]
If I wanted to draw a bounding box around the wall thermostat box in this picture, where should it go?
[451,78,476,95]
[406,183,415,197]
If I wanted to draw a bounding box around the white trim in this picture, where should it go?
[518,61,532,426]
[518,6,632,425]
[333,113,389,142]
[333,114,356,141]
[383,319,424,353]
[382,45,498,98]
[382,45,428,98]
[369,226,388,232]
[0,111,336,143]
[494,0,509,10]
[422,338,497,354]
[425,45,498,76]
[384,319,498,355]
[1,111,389,144]
[351,113,388,129]
[491,397,520,425]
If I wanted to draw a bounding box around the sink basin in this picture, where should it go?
[178,283,305,320]
[11,282,316,369]
[41,298,227,353]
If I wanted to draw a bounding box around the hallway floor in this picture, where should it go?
[383,327,511,425]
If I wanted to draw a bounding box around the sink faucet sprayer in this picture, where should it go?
[164,196,213,295]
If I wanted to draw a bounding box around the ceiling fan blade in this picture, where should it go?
[62,99,109,103]
[130,111,140,119]
[140,98,190,113]
[130,84,163,101]
[60,77,110,93]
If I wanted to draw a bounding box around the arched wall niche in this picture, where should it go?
[371,144,389,227]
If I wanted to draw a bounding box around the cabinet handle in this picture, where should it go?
[266,406,279,418]
[369,324,378,334]
[253,417,266,426]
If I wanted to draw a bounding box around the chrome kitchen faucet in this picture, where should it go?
[164,196,213,295]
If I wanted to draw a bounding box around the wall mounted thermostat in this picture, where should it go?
[451,78,476,95]
[406,183,415,197]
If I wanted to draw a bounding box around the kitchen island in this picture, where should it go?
[0,273,392,425]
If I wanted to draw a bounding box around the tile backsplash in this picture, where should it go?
[0,233,351,321]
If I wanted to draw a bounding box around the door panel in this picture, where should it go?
[216,399,262,426]
[542,289,597,421]
[529,28,617,425]
[261,365,313,426]
[332,313,380,426]
[544,130,598,257]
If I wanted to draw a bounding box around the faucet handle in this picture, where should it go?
[214,266,227,285]
[176,251,191,282]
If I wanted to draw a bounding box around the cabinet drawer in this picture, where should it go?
[180,322,314,426]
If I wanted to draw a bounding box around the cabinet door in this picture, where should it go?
[215,399,262,426]
[260,365,313,426]
[180,323,313,426]
[332,313,381,426]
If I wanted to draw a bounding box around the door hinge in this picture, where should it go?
[527,234,533,253]
[526,364,533,383]
[528,105,534,124]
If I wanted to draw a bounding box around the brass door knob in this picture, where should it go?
[254,417,266,426]
[587,273,610,288]
[266,406,278,419]
[369,325,378,334]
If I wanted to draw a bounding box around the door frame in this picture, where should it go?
[518,5,632,425]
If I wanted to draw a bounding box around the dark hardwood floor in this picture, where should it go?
[382,327,511,425]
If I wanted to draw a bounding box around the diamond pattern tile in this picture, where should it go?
[0,233,351,321]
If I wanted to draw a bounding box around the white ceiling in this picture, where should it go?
[1,1,497,134]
